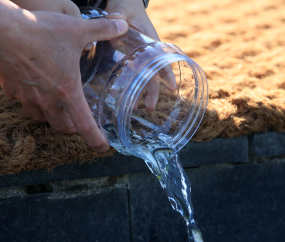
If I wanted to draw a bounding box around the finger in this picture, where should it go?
[82,18,128,45]
[42,107,77,134]
[0,83,17,100]
[107,0,131,21]
[106,0,147,21]
[108,11,126,20]
[145,76,159,111]
[63,0,81,18]
[64,88,109,152]
[22,103,47,123]
[108,2,160,42]
[83,42,94,51]
[159,65,177,91]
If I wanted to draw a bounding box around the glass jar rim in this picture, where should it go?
[117,53,208,155]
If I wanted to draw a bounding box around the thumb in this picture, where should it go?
[81,18,128,44]
[106,0,129,21]
[106,0,145,20]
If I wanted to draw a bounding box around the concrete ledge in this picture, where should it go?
[249,132,285,157]
[0,135,249,189]
[0,154,147,189]
[0,177,130,242]
[0,131,285,242]
[180,136,248,167]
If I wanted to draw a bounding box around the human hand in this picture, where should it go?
[106,0,177,111]
[11,0,93,51]
[0,0,128,151]
[10,0,81,17]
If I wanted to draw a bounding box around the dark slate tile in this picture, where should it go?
[129,172,188,242]
[0,136,248,189]
[190,162,285,242]
[180,136,248,167]
[0,186,130,242]
[249,131,285,157]
[129,161,285,242]
[0,152,148,189]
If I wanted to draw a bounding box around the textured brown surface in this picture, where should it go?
[0,91,116,175]
[1,0,285,175]
[148,0,285,141]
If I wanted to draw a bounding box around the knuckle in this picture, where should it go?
[30,116,46,123]
[56,88,68,101]
[51,124,63,133]
[57,75,80,97]
[36,118,47,123]
[76,120,93,135]
[17,94,30,105]
[36,96,50,109]
[50,122,68,133]
[57,84,78,102]
[100,19,113,36]
[24,109,46,123]
[62,121,77,134]
[64,129,77,135]
[50,119,76,134]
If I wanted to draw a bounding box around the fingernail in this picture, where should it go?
[109,12,121,16]
[97,146,109,152]
[84,43,93,50]
[145,95,155,111]
[111,19,128,34]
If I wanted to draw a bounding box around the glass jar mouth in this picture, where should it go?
[118,54,208,155]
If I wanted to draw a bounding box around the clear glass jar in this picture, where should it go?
[80,7,208,158]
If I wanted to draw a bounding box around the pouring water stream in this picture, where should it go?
[107,122,204,242]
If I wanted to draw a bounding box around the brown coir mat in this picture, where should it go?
[1,0,285,175]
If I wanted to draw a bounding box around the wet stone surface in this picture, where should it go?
[0,184,130,242]
[129,161,285,242]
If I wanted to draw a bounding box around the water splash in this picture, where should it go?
[103,125,204,241]
[189,227,204,242]
[135,133,204,242]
